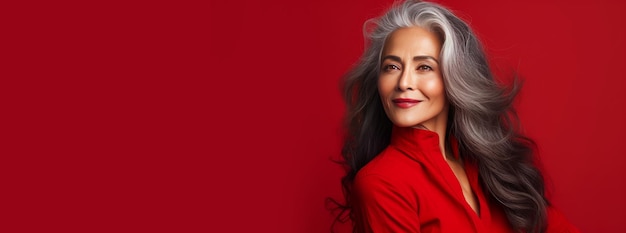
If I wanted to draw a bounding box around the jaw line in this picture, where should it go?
[413,124,429,130]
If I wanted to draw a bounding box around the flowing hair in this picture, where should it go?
[329,1,549,232]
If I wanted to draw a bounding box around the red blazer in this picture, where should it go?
[352,126,579,233]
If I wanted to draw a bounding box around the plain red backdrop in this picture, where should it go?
[2,0,625,232]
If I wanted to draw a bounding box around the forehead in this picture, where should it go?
[382,27,442,57]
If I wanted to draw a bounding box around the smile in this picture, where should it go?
[392,98,422,108]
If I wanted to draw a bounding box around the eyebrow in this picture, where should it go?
[381,55,439,64]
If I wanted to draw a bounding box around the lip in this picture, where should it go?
[392,98,422,109]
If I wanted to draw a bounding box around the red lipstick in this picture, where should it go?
[392,98,421,108]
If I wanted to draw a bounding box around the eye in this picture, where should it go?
[383,64,401,72]
[417,65,433,71]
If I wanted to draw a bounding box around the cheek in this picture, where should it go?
[377,77,394,101]
[421,77,445,100]
[377,77,396,114]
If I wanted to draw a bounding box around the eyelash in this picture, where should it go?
[382,64,433,72]
[383,64,400,71]
[417,65,433,71]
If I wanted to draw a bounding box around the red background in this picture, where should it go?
[3,0,625,232]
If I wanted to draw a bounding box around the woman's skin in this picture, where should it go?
[377,26,479,214]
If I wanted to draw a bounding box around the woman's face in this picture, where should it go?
[378,26,448,130]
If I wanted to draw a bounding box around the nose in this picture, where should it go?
[397,68,416,91]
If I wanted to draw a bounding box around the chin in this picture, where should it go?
[389,118,423,128]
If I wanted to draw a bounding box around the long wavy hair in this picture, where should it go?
[330,1,549,232]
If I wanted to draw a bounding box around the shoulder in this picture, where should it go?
[351,151,424,232]
[357,146,425,180]
[353,147,424,201]
[352,167,420,216]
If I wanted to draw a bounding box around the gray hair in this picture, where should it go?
[338,1,548,232]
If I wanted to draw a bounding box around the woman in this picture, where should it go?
[333,0,579,232]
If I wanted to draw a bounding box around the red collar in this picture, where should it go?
[390,126,460,160]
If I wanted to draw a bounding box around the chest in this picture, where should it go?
[405,159,513,233]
